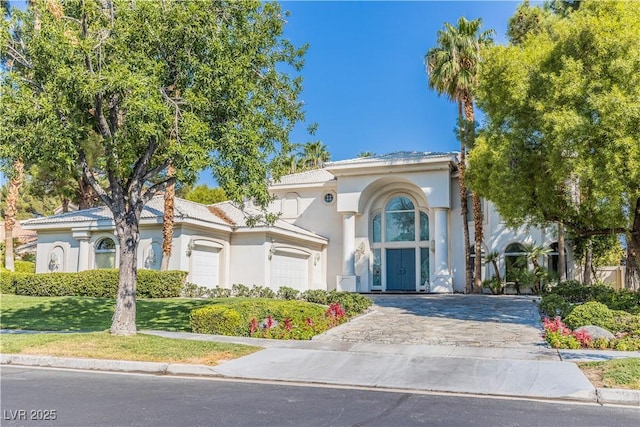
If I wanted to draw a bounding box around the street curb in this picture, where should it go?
[3,353,638,407]
[2,354,169,374]
[596,388,640,406]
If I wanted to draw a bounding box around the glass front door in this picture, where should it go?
[386,248,416,291]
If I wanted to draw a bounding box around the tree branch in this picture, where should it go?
[79,150,112,207]
[142,158,171,183]
[126,135,159,195]
[142,177,176,205]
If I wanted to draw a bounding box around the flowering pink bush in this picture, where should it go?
[249,317,259,335]
[283,318,292,332]
[572,328,592,347]
[542,316,572,337]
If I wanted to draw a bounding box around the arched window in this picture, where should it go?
[504,243,527,282]
[370,195,430,291]
[95,237,116,269]
[385,196,416,242]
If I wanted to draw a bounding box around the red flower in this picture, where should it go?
[249,318,258,335]
[284,318,292,331]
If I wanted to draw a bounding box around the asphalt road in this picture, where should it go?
[1,366,638,427]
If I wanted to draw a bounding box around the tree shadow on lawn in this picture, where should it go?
[0,297,217,332]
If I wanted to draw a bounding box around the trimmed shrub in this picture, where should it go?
[0,272,23,294]
[250,285,275,299]
[564,301,614,331]
[301,289,329,305]
[14,261,35,274]
[137,270,186,298]
[326,291,373,316]
[190,299,331,340]
[231,284,251,297]
[190,305,243,335]
[539,294,573,319]
[277,286,300,300]
[12,269,185,298]
[209,286,232,298]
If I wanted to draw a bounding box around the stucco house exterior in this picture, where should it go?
[23,151,576,293]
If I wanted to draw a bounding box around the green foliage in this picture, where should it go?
[545,330,581,349]
[564,302,614,331]
[231,284,251,298]
[190,305,244,336]
[548,281,640,313]
[326,291,373,317]
[469,1,640,285]
[14,260,35,274]
[300,289,329,305]
[181,282,210,298]
[539,294,573,318]
[190,299,329,340]
[277,286,300,300]
[182,185,227,205]
[10,269,186,298]
[482,278,503,295]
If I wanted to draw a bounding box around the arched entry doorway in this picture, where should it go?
[371,195,429,291]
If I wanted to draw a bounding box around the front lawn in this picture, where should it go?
[0,294,219,331]
[0,332,258,365]
[578,358,640,390]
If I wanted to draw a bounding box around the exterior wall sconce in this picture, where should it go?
[268,245,276,261]
[48,252,60,271]
[355,242,366,261]
[314,253,321,266]
[430,240,436,252]
[186,239,194,257]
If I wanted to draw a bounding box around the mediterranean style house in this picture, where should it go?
[23,151,579,293]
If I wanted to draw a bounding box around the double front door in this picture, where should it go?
[386,248,416,291]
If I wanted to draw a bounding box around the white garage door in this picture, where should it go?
[270,253,308,291]
[190,246,220,288]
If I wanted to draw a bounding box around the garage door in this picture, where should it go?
[270,253,308,291]
[190,246,220,288]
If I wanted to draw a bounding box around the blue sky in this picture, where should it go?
[203,0,524,186]
[1,1,527,188]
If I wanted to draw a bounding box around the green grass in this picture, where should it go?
[579,358,640,390]
[0,294,227,331]
[0,332,258,365]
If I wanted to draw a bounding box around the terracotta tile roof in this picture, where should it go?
[0,221,37,243]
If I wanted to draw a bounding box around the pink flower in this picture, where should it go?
[283,318,292,331]
[249,318,258,335]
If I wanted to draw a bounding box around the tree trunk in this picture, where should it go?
[462,96,483,293]
[472,193,484,293]
[625,197,640,291]
[457,101,472,294]
[110,212,140,336]
[583,240,593,286]
[160,164,175,271]
[4,159,24,272]
[491,259,501,283]
[62,197,70,213]
[77,175,95,210]
[558,222,566,282]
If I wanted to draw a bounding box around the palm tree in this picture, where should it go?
[484,250,502,283]
[300,141,330,170]
[425,17,494,293]
[3,159,24,271]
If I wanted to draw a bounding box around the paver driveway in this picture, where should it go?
[315,294,546,348]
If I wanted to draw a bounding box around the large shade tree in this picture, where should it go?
[468,1,640,290]
[0,0,308,333]
[425,17,494,293]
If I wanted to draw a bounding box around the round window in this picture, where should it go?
[323,193,334,204]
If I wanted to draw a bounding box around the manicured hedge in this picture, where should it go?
[190,299,336,340]
[14,261,35,274]
[4,269,186,298]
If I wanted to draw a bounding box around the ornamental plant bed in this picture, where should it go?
[190,299,349,340]
[542,316,640,351]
